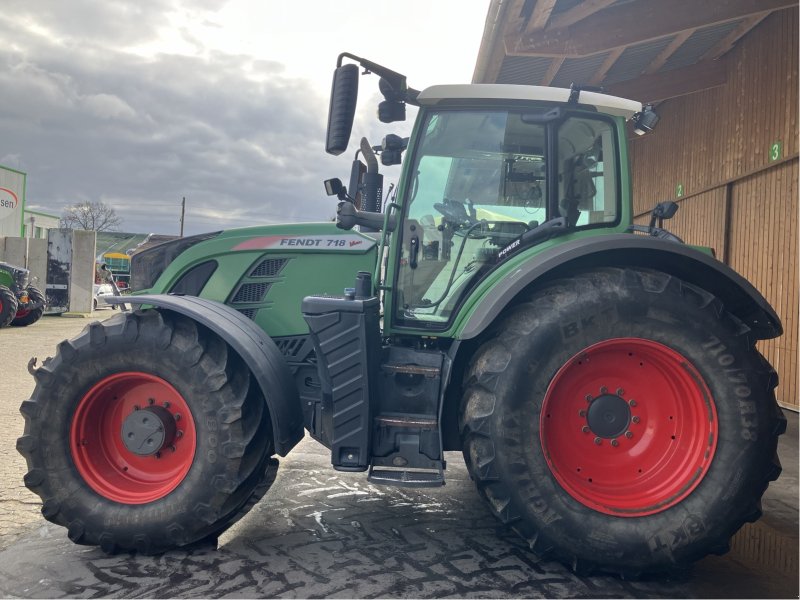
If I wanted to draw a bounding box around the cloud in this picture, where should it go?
[0,2,348,235]
[0,1,483,236]
[82,94,137,120]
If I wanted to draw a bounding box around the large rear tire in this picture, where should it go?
[18,309,277,554]
[460,267,785,577]
[0,285,18,328]
[11,286,45,326]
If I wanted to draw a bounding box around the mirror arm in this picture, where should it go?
[336,201,396,232]
[336,52,419,106]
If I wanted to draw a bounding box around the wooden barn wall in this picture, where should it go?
[730,160,798,413]
[629,8,799,410]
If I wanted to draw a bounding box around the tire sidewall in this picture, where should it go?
[0,285,18,327]
[34,314,248,547]
[488,272,776,568]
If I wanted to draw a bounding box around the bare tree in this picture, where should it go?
[60,201,122,231]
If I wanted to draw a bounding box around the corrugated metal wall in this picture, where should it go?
[630,8,798,409]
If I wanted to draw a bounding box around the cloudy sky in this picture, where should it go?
[1,1,488,235]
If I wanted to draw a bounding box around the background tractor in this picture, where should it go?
[18,53,785,577]
[0,261,46,327]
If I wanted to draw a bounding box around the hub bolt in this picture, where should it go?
[594,437,602,445]
[611,439,619,447]
[174,413,181,421]
[581,426,590,434]
[163,401,170,409]
[169,445,177,452]
[578,409,587,417]
[629,399,638,407]
[133,405,140,411]
[585,394,593,402]
[154,452,161,459]
[148,398,155,405]
[176,430,184,438]
[616,388,625,396]
[632,416,641,424]
[625,431,634,439]
[600,386,608,394]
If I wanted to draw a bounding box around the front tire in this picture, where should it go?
[460,267,784,576]
[0,285,18,328]
[12,286,45,326]
[17,309,276,554]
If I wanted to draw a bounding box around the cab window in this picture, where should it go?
[394,109,618,328]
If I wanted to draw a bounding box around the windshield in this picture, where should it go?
[394,108,619,327]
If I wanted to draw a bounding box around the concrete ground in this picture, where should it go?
[0,313,797,598]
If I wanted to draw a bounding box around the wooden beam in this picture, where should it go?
[608,59,728,103]
[524,0,557,34]
[505,0,529,33]
[474,0,523,83]
[701,12,770,61]
[513,0,795,57]
[642,29,696,75]
[589,47,625,86]
[541,57,565,85]
[547,0,617,30]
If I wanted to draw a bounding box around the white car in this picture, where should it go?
[92,284,117,310]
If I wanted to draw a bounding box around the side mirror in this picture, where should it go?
[649,200,679,230]
[652,200,679,220]
[325,64,359,155]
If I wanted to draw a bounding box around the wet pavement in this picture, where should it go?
[0,314,797,598]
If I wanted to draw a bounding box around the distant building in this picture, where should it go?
[0,164,26,237]
[23,210,60,239]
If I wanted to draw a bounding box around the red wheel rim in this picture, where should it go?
[15,307,30,318]
[540,338,717,516]
[70,372,197,504]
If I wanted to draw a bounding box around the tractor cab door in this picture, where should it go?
[392,107,620,330]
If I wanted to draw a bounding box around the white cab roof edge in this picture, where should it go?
[417,84,642,120]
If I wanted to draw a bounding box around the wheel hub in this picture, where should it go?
[121,405,177,456]
[70,371,197,504]
[540,338,718,517]
[586,394,631,438]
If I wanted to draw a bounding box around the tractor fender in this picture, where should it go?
[458,233,782,341]
[106,294,304,456]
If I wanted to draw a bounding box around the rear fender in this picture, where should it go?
[458,234,782,341]
[107,294,304,455]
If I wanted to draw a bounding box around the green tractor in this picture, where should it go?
[0,261,46,327]
[18,54,785,577]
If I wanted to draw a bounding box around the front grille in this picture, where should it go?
[251,258,287,277]
[231,282,270,304]
[237,308,258,320]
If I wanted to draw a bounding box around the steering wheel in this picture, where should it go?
[434,198,477,228]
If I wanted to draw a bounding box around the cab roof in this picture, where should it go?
[417,84,642,120]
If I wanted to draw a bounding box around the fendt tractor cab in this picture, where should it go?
[18,53,784,577]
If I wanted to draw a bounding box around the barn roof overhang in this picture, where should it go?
[473,0,796,103]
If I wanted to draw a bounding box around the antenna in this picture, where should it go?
[179,197,186,237]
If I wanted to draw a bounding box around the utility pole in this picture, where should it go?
[179,197,185,237]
